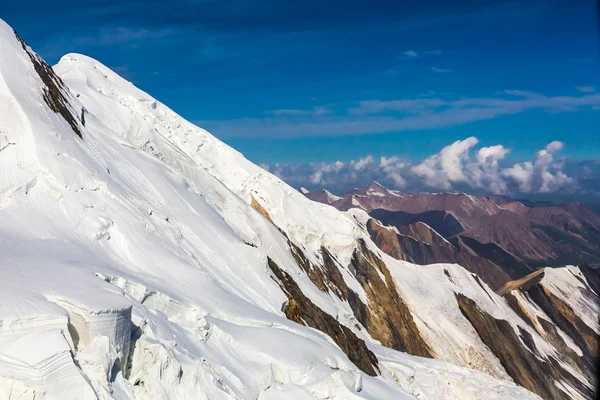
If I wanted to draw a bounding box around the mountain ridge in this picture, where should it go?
[303,181,600,275]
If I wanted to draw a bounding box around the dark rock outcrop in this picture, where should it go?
[13,29,82,138]
[366,218,511,290]
[370,208,465,238]
[456,235,532,279]
[499,268,599,398]
[267,257,380,376]
[456,293,595,400]
[347,239,433,357]
[286,237,432,359]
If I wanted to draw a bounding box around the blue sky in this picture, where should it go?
[3,0,600,196]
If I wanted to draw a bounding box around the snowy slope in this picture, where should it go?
[1,20,402,399]
[0,18,594,399]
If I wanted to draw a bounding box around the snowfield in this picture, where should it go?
[0,19,595,399]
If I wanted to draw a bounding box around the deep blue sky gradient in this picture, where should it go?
[2,0,599,165]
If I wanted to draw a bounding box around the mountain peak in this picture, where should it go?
[303,188,342,204]
[367,180,385,189]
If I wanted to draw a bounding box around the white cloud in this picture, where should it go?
[401,50,419,59]
[477,144,510,165]
[201,90,600,139]
[310,170,324,185]
[353,155,375,171]
[410,138,574,195]
[380,156,408,187]
[576,86,596,93]
[267,106,333,117]
[430,66,452,73]
[412,137,478,190]
[502,141,575,193]
[268,138,578,196]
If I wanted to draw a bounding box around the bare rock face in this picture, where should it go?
[370,208,465,239]
[498,266,599,398]
[456,293,595,400]
[283,237,432,360]
[267,257,380,376]
[348,239,433,357]
[13,29,82,138]
[250,194,274,223]
[366,218,511,290]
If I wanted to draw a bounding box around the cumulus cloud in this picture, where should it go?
[309,170,324,185]
[354,155,374,170]
[380,156,408,187]
[502,141,575,193]
[412,137,479,190]
[266,138,579,195]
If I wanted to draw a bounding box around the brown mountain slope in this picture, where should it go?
[306,182,600,276]
[366,218,511,289]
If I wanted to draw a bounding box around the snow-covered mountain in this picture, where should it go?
[302,189,342,205]
[0,20,597,400]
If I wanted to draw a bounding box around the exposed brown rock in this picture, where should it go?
[579,264,600,296]
[347,239,433,357]
[455,235,532,279]
[496,269,545,296]
[527,284,599,365]
[456,293,595,400]
[250,194,273,223]
[502,268,599,364]
[304,189,341,205]
[304,182,600,272]
[369,208,465,239]
[287,240,329,293]
[503,287,593,384]
[13,29,82,138]
[503,291,537,329]
[500,268,599,392]
[267,257,379,376]
[366,218,511,290]
[537,316,592,383]
[283,234,432,360]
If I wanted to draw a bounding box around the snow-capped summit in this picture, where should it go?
[0,19,597,400]
[304,189,342,205]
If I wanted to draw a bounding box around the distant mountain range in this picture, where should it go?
[303,182,600,288]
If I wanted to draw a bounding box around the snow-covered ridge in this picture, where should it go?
[54,52,362,268]
[1,18,596,399]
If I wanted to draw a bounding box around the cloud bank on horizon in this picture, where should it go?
[263,137,598,198]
